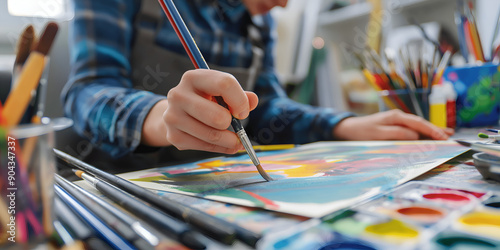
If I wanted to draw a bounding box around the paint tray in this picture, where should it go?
[385,182,485,209]
[472,152,500,182]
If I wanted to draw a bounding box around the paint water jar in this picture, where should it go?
[0,117,72,247]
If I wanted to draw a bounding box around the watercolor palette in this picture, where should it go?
[260,181,500,250]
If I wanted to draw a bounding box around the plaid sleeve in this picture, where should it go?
[247,14,355,144]
[61,0,166,157]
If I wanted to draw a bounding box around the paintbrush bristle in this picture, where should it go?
[256,164,273,182]
[35,22,59,56]
[455,140,472,147]
[14,25,35,66]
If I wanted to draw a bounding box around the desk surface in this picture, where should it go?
[67,141,500,249]
[62,127,500,249]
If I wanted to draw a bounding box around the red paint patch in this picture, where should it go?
[423,193,470,202]
[397,206,445,223]
[240,190,280,209]
[397,206,443,216]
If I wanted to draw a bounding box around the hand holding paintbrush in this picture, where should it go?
[157,0,272,181]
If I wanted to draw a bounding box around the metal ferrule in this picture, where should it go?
[237,130,260,166]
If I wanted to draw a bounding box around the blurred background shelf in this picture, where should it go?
[318,2,372,26]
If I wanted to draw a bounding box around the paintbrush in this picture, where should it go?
[53,148,260,247]
[3,22,58,126]
[455,140,500,158]
[55,175,154,249]
[12,25,35,86]
[431,50,451,86]
[157,0,272,182]
[73,170,206,250]
[486,129,500,134]
[55,174,162,249]
[54,186,136,250]
[54,196,113,249]
[478,133,500,140]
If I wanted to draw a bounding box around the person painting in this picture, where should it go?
[62,0,453,158]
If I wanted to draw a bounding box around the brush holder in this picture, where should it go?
[0,117,72,247]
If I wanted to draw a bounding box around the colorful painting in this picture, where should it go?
[118,141,468,217]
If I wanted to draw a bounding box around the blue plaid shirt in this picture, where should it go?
[62,0,354,157]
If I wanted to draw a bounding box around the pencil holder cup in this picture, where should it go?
[377,88,430,120]
[443,63,500,127]
[0,117,72,247]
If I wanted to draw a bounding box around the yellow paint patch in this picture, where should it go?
[365,219,419,241]
[458,211,500,238]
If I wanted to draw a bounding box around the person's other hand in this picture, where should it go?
[162,69,258,154]
[333,109,454,140]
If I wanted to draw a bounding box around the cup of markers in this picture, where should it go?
[0,117,72,247]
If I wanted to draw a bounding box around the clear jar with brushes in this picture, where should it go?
[0,117,72,247]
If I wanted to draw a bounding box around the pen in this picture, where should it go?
[157,0,272,182]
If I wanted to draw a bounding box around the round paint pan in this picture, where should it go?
[455,211,500,239]
[483,196,500,210]
[421,191,475,206]
[363,219,420,244]
[396,205,445,224]
[472,152,500,182]
[434,234,499,249]
[319,240,376,250]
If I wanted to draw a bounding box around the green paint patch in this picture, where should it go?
[436,236,497,249]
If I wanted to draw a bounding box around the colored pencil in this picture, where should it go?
[54,185,136,250]
[54,149,261,247]
[55,175,153,249]
[157,0,272,182]
[74,171,206,250]
[55,174,161,248]
[3,22,58,126]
